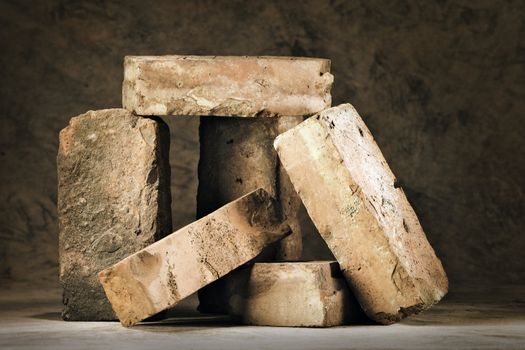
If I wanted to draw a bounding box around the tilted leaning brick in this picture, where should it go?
[123,55,333,117]
[99,189,290,327]
[57,109,172,320]
[274,104,448,324]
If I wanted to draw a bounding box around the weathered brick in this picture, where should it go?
[198,117,303,260]
[99,189,289,327]
[274,104,448,324]
[197,117,303,313]
[123,55,333,117]
[57,109,171,320]
[214,261,361,327]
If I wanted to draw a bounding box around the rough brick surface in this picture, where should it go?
[99,189,289,327]
[215,261,361,327]
[197,117,303,313]
[57,109,172,320]
[123,55,333,117]
[274,104,448,324]
[197,116,303,260]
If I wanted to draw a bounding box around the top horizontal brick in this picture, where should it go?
[122,55,333,117]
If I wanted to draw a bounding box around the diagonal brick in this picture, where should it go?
[274,104,448,324]
[99,189,289,327]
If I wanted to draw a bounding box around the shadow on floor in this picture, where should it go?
[133,314,239,334]
[402,301,525,326]
[23,286,525,330]
[30,312,62,321]
[27,302,525,328]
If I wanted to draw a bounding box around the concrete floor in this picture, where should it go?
[1,284,524,350]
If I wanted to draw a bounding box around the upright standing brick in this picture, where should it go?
[274,104,448,324]
[198,117,303,259]
[123,55,333,117]
[213,261,362,327]
[99,189,290,327]
[57,109,171,320]
[197,117,303,313]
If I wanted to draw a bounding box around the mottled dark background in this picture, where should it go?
[1,0,523,291]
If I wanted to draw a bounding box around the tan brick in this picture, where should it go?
[57,109,171,321]
[99,189,289,327]
[123,55,333,117]
[216,261,361,327]
[274,104,448,324]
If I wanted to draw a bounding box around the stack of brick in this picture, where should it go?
[57,55,447,328]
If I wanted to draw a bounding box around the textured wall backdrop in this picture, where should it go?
[1,0,523,288]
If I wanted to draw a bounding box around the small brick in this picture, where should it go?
[99,189,289,327]
[57,109,172,320]
[123,55,333,117]
[216,261,361,327]
[274,104,448,324]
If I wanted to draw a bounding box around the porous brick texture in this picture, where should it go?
[197,116,303,313]
[99,189,290,327]
[217,261,362,327]
[57,109,172,320]
[123,55,333,117]
[274,104,448,324]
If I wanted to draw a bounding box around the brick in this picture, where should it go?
[57,109,172,320]
[198,117,303,260]
[274,104,448,324]
[122,55,333,117]
[214,261,361,327]
[98,189,289,327]
[197,117,303,313]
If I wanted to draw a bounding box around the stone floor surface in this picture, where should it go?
[0,283,524,350]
